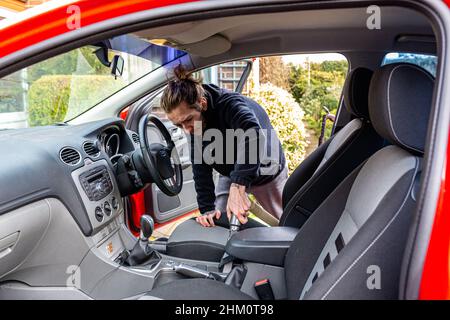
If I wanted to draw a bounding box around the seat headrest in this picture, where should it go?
[368,63,434,155]
[343,67,373,119]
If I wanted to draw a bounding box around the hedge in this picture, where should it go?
[27,75,125,126]
[249,83,307,174]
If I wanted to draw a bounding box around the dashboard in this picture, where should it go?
[0,117,139,237]
[99,126,132,163]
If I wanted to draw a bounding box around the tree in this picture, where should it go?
[288,59,348,138]
[259,56,290,90]
[249,83,307,173]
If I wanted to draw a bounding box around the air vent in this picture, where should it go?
[132,133,140,144]
[83,141,100,157]
[60,147,81,166]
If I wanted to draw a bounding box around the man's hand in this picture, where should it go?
[227,183,251,224]
[196,209,221,227]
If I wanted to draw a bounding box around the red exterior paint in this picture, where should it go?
[419,138,450,299]
[119,106,129,120]
[118,106,145,232]
[0,0,196,59]
[129,191,147,237]
[417,0,450,301]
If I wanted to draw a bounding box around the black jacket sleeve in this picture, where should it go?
[190,134,216,214]
[192,162,216,214]
[220,95,263,188]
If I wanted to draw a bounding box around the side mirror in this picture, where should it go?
[111,55,124,79]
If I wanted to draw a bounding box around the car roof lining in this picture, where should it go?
[133,5,435,65]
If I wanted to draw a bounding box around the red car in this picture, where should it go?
[0,0,448,300]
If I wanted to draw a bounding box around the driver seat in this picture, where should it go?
[139,62,434,300]
[164,67,385,262]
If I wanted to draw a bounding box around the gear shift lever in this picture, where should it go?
[140,214,154,241]
[123,215,160,266]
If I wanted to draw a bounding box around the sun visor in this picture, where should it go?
[173,34,231,58]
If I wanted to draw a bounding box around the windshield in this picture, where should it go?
[0,34,185,129]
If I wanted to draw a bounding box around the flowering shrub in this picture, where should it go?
[249,83,307,173]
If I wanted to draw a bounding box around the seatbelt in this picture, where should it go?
[218,215,241,270]
[254,279,275,300]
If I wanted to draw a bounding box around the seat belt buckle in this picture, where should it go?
[254,279,275,300]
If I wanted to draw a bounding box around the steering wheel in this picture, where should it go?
[138,114,183,196]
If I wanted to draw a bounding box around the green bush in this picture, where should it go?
[249,83,307,174]
[27,75,125,126]
[289,60,348,140]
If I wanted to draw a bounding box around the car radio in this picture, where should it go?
[79,165,113,201]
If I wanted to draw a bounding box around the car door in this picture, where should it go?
[129,59,252,225]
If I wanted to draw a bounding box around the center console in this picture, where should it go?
[225,227,299,267]
[70,160,287,299]
[71,159,123,234]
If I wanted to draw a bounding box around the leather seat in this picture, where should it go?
[140,63,434,299]
[165,67,385,262]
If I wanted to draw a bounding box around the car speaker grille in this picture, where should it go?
[132,133,140,144]
[60,147,81,166]
[83,141,100,157]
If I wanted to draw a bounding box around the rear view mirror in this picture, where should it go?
[111,55,124,79]
[94,46,111,67]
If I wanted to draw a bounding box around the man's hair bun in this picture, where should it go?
[173,64,201,84]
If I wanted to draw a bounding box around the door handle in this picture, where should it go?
[170,127,185,141]
[0,232,19,259]
[179,156,191,169]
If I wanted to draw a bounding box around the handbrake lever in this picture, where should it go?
[173,263,226,281]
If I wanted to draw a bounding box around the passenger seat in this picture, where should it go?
[165,67,385,262]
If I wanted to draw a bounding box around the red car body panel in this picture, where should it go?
[128,189,147,237]
[420,137,450,299]
[0,0,448,299]
[0,0,195,59]
[417,0,450,301]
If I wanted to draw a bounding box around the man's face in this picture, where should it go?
[167,98,206,135]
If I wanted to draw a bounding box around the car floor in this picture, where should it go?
[150,210,201,240]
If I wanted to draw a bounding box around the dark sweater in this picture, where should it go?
[190,84,286,214]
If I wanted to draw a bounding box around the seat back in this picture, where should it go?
[284,63,434,299]
[281,67,384,228]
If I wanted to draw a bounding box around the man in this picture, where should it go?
[160,65,287,228]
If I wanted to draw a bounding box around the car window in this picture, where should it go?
[151,59,251,121]
[0,34,185,130]
[382,52,437,76]
[196,60,250,93]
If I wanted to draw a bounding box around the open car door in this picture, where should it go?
[125,59,252,232]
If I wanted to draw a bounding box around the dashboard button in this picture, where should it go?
[111,197,118,210]
[95,207,104,222]
[104,201,112,216]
